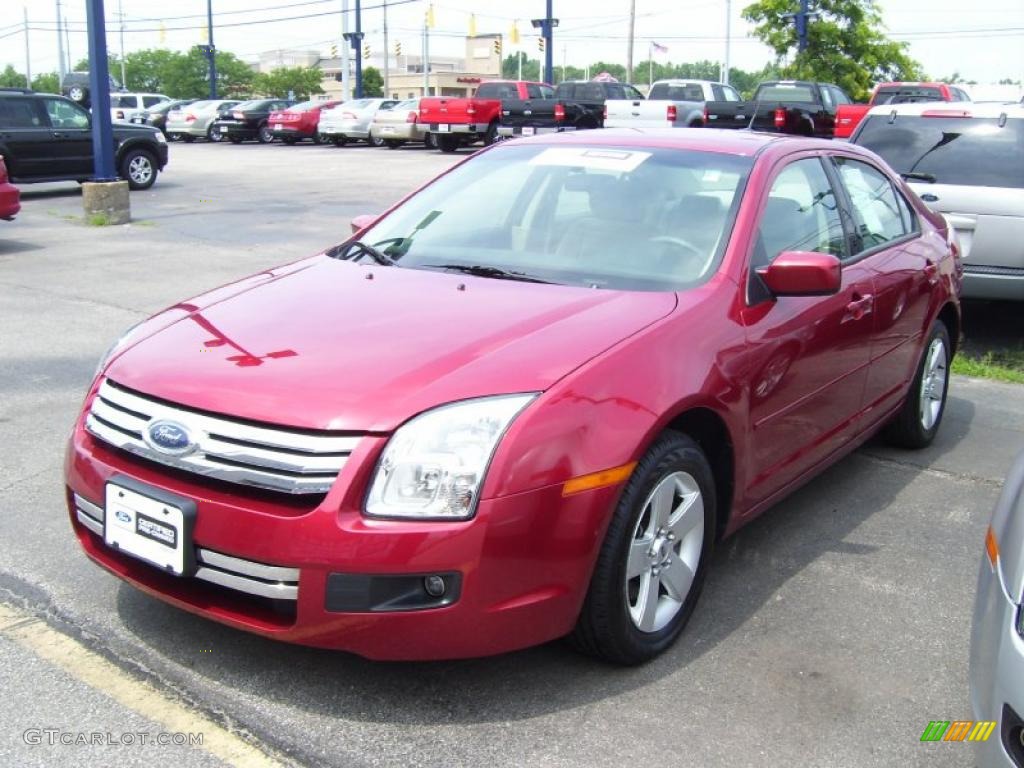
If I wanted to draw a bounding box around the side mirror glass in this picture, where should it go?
[350,214,379,234]
[757,251,841,297]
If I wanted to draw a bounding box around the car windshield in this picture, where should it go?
[855,115,1024,188]
[346,143,752,291]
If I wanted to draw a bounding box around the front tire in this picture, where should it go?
[570,432,716,665]
[119,148,157,191]
[883,319,951,448]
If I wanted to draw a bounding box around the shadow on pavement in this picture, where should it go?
[0,238,45,255]
[114,398,973,727]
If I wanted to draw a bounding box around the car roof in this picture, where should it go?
[865,102,1024,119]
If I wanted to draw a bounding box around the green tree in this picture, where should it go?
[362,66,383,97]
[501,53,541,81]
[742,0,923,101]
[0,64,28,88]
[31,72,60,94]
[253,66,324,99]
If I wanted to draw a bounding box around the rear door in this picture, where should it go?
[0,97,52,179]
[855,112,1024,299]
[741,155,875,505]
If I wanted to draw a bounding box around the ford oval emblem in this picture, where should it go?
[115,510,131,523]
[145,420,195,456]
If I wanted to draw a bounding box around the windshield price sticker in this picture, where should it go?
[529,147,651,173]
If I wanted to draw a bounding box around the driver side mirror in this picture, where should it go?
[757,251,841,297]
[350,214,379,234]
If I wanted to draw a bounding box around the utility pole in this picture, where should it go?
[723,0,731,84]
[382,0,389,98]
[23,7,31,88]
[117,0,126,87]
[206,0,217,97]
[341,0,351,100]
[626,0,635,84]
[422,19,430,96]
[55,0,67,85]
[354,0,363,97]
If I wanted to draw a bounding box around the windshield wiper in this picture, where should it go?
[328,240,397,266]
[418,263,553,284]
[901,171,937,183]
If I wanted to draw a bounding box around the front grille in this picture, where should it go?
[85,378,360,494]
[964,264,1024,277]
[74,492,300,601]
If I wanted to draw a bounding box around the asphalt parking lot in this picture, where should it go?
[1,140,1023,768]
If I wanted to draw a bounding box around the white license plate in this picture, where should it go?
[219,125,228,132]
[522,126,535,136]
[273,124,283,131]
[104,482,189,575]
[437,124,450,133]
[381,126,395,134]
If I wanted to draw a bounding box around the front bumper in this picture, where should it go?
[270,124,315,140]
[65,414,618,660]
[497,125,571,138]
[970,552,1024,766]
[212,121,259,140]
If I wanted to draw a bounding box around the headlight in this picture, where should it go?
[365,394,536,520]
[93,326,138,380]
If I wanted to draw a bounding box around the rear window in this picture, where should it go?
[755,85,816,103]
[476,83,520,100]
[874,87,944,105]
[854,114,1024,189]
[650,83,704,101]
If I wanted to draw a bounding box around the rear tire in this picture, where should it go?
[436,133,459,153]
[424,132,437,150]
[569,432,716,665]
[483,121,499,145]
[257,123,274,144]
[67,85,88,106]
[883,319,951,449]
[369,133,386,147]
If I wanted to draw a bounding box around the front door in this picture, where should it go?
[41,97,94,177]
[740,155,876,507]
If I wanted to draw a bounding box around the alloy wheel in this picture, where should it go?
[919,337,948,431]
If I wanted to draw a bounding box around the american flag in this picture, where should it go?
[651,41,669,54]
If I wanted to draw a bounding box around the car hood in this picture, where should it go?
[105,257,677,432]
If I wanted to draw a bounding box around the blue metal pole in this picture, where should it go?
[544,0,553,85]
[207,0,217,98]
[354,0,363,98]
[797,0,809,52]
[85,0,116,181]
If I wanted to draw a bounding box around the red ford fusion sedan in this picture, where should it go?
[66,130,961,664]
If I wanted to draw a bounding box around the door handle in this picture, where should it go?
[920,193,939,203]
[844,293,874,322]
[923,259,939,285]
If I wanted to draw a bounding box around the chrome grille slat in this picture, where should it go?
[194,567,298,600]
[196,549,299,582]
[85,379,361,494]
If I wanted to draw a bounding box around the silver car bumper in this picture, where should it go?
[962,265,1024,301]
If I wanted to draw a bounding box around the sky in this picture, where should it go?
[3,0,1023,85]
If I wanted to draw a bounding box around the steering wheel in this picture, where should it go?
[646,236,706,271]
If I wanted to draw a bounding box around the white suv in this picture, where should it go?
[109,93,171,124]
[852,102,1024,301]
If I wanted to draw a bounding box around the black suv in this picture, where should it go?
[0,89,168,190]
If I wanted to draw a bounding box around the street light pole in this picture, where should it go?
[626,0,635,84]
[55,0,67,85]
[206,0,217,97]
[85,0,116,181]
[118,0,126,87]
[382,0,389,98]
[22,7,31,88]
[545,0,553,87]
[723,0,731,84]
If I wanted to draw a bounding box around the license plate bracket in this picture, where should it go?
[104,476,196,577]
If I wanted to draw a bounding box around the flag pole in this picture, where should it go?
[648,41,653,89]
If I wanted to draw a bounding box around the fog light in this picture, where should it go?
[423,575,446,597]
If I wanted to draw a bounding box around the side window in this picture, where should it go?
[830,87,850,106]
[0,98,45,128]
[43,98,90,129]
[834,157,908,253]
[894,188,917,233]
[723,86,741,102]
[142,96,164,107]
[526,84,542,99]
[752,158,846,268]
[820,87,833,110]
[539,85,555,99]
[624,85,645,100]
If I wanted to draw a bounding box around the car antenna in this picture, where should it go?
[746,97,761,131]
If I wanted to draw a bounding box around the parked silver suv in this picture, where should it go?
[852,103,1024,300]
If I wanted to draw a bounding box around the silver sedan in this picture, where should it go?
[166,100,242,142]
[368,99,435,149]
[970,448,1024,766]
[318,98,399,146]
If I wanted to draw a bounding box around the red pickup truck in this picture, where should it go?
[834,82,971,139]
[420,80,550,153]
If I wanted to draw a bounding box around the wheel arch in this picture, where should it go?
[661,406,735,542]
[937,302,961,358]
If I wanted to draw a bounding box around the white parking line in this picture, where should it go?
[0,602,288,768]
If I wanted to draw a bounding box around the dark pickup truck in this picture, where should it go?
[702,80,852,138]
[498,80,645,138]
